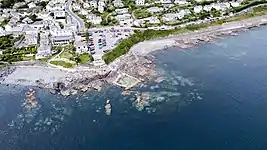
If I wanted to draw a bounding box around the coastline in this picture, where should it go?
[1,14,267,95]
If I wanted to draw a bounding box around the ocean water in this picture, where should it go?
[1,27,267,150]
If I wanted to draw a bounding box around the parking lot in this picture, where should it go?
[88,28,133,59]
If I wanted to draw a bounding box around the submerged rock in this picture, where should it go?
[105,100,111,116]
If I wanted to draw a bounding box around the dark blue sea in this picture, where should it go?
[1,27,267,150]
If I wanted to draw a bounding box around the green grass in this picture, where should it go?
[76,53,94,64]
[58,45,75,59]
[50,60,75,68]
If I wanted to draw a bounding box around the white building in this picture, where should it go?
[113,0,124,7]
[90,1,98,8]
[75,41,89,54]
[135,0,145,6]
[115,8,129,15]
[87,14,102,24]
[174,0,189,5]
[54,11,66,19]
[72,3,81,11]
[203,5,213,11]
[230,2,241,7]
[147,7,164,13]
[83,3,90,9]
[160,0,172,4]
[116,14,133,26]
[193,6,203,13]
[28,2,36,8]
[98,6,104,13]
[98,0,105,6]
[50,29,74,45]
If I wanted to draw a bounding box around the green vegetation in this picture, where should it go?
[28,14,43,22]
[101,16,118,26]
[50,60,75,68]
[36,1,49,9]
[102,25,205,64]
[134,9,152,19]
[75,53,94,64]
[1,0,25,8]
[0,45,37,62]
[0,35,17,49]
[233,0,267,13]
[59,45,75,59]
[0,17,10,28]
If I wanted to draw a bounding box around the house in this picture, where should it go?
[98,0,105,6]
[144,16,160,24]
[28,2,36,8]
[22,17,34,24]
[46,3,65,11]
[80,9,89,15]
[13,2,27,9]
[135,0,145,6]
[116,14,133,26]
[51,29,74,45]
[83,3,90,9]
[73,3,81,11]
[36,31,52,59]
[113,0,124,7]
[98,6,104,13]
[160,0,172,4]
[90,1,98,8]
[114,8,129,15]
[147,7,164,13]
[162,13,177,22]
[211,3,222,11]
[87,14,102,24]
[134,16,160,26]
[219,3,231,11]
[174,0,189,5]
[193,6,203,13]
[54,11,66,19]
[230,2,241,7]
[203,5,213,11]
[75,41,88,54]
[50,0,65,5]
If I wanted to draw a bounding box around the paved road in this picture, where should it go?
[66,0,85,31]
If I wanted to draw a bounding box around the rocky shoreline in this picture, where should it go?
[1,15,267,96]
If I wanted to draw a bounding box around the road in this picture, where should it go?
[65,0,85,31]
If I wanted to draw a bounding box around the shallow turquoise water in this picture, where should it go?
[1,27,267,149]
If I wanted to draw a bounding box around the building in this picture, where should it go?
[203,5,213,11]
[98,0,105,6]
[28,2,36,8]
[174,0,189,5]
[36,31,52,59]
[116,14,133,26]
[54,11,66,19]
[98,6,104,13]
[135,0,145,6]
[114,8,129,15]
[51,29,74,45]
[113,0,124,7]
[90,1,98,8]
[75,41,89,54]
[193,6,203,13]
[230,2,241,7]
[160,0,172,4]
[147,7,164,13]
[87,14,102,24]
